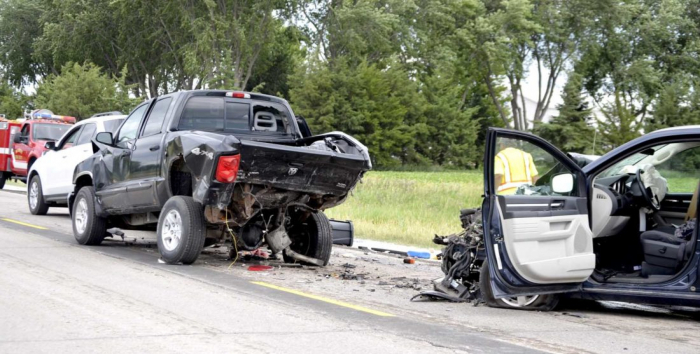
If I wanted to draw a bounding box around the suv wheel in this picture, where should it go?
[479,260,559,311]
[28,175,50,215]
[157,196,206,265]
[284,209,333,266]
[72,186,107,245]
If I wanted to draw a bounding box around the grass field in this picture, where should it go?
[325,171,484,249]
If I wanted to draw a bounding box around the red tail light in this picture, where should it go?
[215,155,241,183]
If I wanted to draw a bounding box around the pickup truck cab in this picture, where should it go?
[26,113,125,215]
[71,90,371,266]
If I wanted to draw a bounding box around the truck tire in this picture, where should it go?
[72,186,107,245]
[28,175,50,215]
[0,173,5,189]
[479,260,559,311]
[284,210,333,266]
[157,196,206,265]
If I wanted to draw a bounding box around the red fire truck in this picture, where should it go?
[0,109,75,189]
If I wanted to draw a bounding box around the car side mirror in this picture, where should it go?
[551,173,575,194]
[44,141,56,150]
[95,132,114,145]
[13,134,22,144]
[295,115,313,138]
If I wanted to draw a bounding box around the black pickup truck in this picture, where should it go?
[70,90,371,265]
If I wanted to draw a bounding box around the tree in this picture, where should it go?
[0,83,29,119]
[533,72,595,153]
[34,62,138,120]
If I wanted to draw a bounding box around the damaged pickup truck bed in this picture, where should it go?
[70,90,371,265]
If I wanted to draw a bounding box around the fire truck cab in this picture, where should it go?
[0,109,75,188]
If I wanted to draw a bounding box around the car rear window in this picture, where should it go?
[178,96,293,136]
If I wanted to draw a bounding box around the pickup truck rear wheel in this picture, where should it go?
[284,210,333,266]
[157,196,206,265]
[72,186,107,245]
[28,175,49,215]
[479,261,559,311]
[0,173,6,189]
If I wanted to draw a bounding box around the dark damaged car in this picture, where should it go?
[69,90,371,266]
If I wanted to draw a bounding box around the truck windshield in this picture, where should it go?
[33,123,71,141]
[178,96,293,136]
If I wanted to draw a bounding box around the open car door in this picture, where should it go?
[482,128,595,298]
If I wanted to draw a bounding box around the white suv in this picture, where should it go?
[27,114,126,215]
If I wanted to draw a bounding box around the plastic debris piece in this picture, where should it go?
[248,265,274,271]
[403,258,416,264]
[407,251,431,259]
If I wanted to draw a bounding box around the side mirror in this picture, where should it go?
[295,115,313,138]
[95,132,114,145]
[13,134,22,144]
[551,173,575,194]
[44,141,56,150]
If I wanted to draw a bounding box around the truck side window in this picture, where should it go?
[179,97,224,132]
[75,123,97,145]
[142,97,172,137]
[225,102,250,131]
[116,103,149,146]
[20,125,29,138]
[59,126,82,150]
[252,102,291,134]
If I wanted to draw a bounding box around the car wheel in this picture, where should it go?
[157,196,206,265]
[72,186,107,245]
[479,260,559,311]
[284,209,333,266]
[28,175,50,215]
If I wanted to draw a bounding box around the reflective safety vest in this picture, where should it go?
[494,148,537,195]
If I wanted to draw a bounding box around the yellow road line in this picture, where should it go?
[1,218,48,230]
[251,281,395,317]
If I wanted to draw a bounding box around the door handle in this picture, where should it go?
[550,200,565,209]
[149,145,160,151]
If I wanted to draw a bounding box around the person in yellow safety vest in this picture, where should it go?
[494,146,539,195]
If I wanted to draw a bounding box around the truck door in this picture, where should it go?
[12,124,30,174]
[482,128,595,298]
[96,102,151,211]
[127,96,172,208]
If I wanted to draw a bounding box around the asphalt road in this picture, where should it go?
[1,188,699,354]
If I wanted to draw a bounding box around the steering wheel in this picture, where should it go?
[636,168,661,211]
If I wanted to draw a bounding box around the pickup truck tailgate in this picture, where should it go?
[236,140,370,196]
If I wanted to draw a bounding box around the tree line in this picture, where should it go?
[1,0,700,169]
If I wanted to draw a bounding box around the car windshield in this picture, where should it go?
[598,145,668,178]
[32,123,71,141]
[103,119,125,133]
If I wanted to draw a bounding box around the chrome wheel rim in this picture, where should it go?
[74,198,89,234]
[29,181,38,210]
[162,210,182,252]
[501,295,540,308]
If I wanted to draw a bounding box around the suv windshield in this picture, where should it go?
[178,96,294,136]
[33,123,71,141]
[103,119,125,133]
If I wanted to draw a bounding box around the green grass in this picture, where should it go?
[325,171,484,249]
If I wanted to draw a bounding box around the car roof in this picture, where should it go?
[74,115,127,127]
[583,125,700,174]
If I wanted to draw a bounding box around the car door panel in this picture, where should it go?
[483,128,594,297]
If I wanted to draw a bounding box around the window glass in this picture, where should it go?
[178,97,224,131]
[494,136,577,196]
[103,119,125,134]
[142,98,171,137]
[116,104,149,146]
[20,125,29,137]
[225,102,250,131]
[59,126,82,150]
[33,124,71,141]
[252,102,292,134]
[655,145,700,193]
[76,123,97,145]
